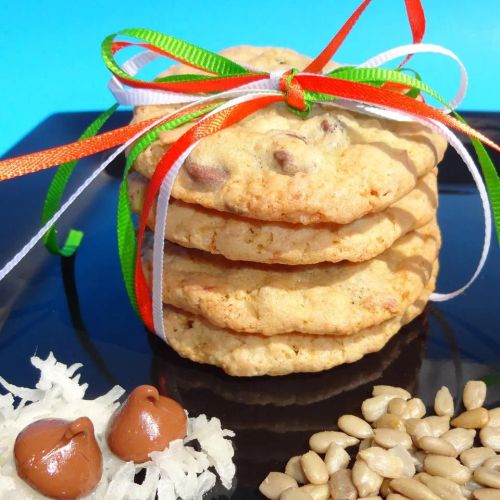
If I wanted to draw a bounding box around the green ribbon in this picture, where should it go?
[483,374,500,387]
[470,139,500,245]
[102,28,254,86]
[325,66,441,104]
[41,104,118,256]
[117,103,220,313]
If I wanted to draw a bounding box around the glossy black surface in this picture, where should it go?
[1,111,500,498]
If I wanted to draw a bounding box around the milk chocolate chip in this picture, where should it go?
[14,417,102,499]
[184,158,229,190]
[107,385,187,463]
[273,150,315,175]
[321,118,338,133]
[273,150,290,169]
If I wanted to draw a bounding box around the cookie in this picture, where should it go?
[161,264,437,376]
[151,313,425,408]
[128,169,437,264]
[131,46,447,225]
[143,221,439,336]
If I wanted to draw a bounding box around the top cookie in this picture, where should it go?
[132,46,447,224]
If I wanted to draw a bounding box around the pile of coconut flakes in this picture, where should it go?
[0,353,235,500]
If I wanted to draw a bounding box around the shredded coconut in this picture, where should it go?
[0,353,235,500]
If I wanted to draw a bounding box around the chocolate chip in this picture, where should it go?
[273,150,289,168]
[273,150,312,175]
[321,119,338,133]
[184,158,229,190]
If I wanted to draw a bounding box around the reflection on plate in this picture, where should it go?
[150,311,428,490]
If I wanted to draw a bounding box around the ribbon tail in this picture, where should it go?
[304,0,373,73]
[399,0,426,66]
[304,0,425,73]
[0,113,180,284]
[42,104,119,257]
[116,102,220,316]
[0,117,172,181]
[471,139,500,246]
[117,162,139,314]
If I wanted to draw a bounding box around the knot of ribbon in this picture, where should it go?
[278,69,310,114]
[0,0,499,338]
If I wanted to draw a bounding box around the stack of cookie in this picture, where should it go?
[128,46,446,377]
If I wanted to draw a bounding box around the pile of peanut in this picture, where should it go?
[259,381,500,499]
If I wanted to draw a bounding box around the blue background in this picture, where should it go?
[1,0,499,156]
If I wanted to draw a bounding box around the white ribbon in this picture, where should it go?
[359,43,468,112]
[108,51,201,105]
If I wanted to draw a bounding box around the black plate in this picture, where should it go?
[1,111,500,498]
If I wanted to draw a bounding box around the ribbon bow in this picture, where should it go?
[0,0,499,339]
